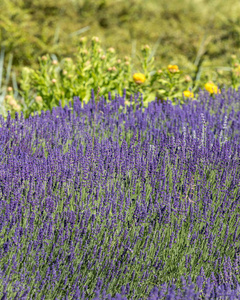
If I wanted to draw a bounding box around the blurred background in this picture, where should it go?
[1,0,240,96]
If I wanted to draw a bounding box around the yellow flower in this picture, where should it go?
[204,82,221,94]
[167,65,179,73]
[133,73,146,84]
[183,90,194,98]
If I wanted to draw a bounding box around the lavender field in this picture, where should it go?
[0,88,240,299]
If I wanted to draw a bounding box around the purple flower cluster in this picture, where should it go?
[0,87,240,299]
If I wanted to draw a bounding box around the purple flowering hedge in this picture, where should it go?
[0,88,240,299]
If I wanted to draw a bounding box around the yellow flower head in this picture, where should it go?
[183,90,194,98]
[167,65,179,73]
[204,82,221,94]
[133,73,146,84]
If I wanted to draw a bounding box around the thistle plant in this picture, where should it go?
[3,36,224,120]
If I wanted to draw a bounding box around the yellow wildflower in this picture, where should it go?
[204,82,221,94]
[168,65,179,73]
[183,90,194,98]
[133,73,146,84]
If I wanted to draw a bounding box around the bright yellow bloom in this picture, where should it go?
[133,73,146,84]
[204,82,221,94]
[167,65,179,73]
[183,90,194,98]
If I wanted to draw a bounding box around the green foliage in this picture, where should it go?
[5,37,204,119]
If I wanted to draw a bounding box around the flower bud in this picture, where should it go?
[80,37,87,43]
[184,75,191,82]
[86,60,90,65]
[112,66,117,71]
[13,103,21,111]
[98,49,102,53]
[35,96,43,103]
[52,79,57,84]
[231,55,237,60]
[101,55,106,60]
[52,60,58,65]
[157,69,163,74]
[234,63,239,68]
[124,56,130,61]
[117,59,121,64]
[141,44,150,53]
[92,36,99,43]
[65,57,72,62]
[5,95,12,101]
[108,67,113,72]
[217,69,223,75]
[125,61,130,66]
[82,49,88,55]
[41,55,47,61]
[107,47,115,53]
[5,96,20,110]
[7,87,13,92]
[63,70,68,75]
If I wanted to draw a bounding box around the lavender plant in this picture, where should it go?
[0,87,240,299]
